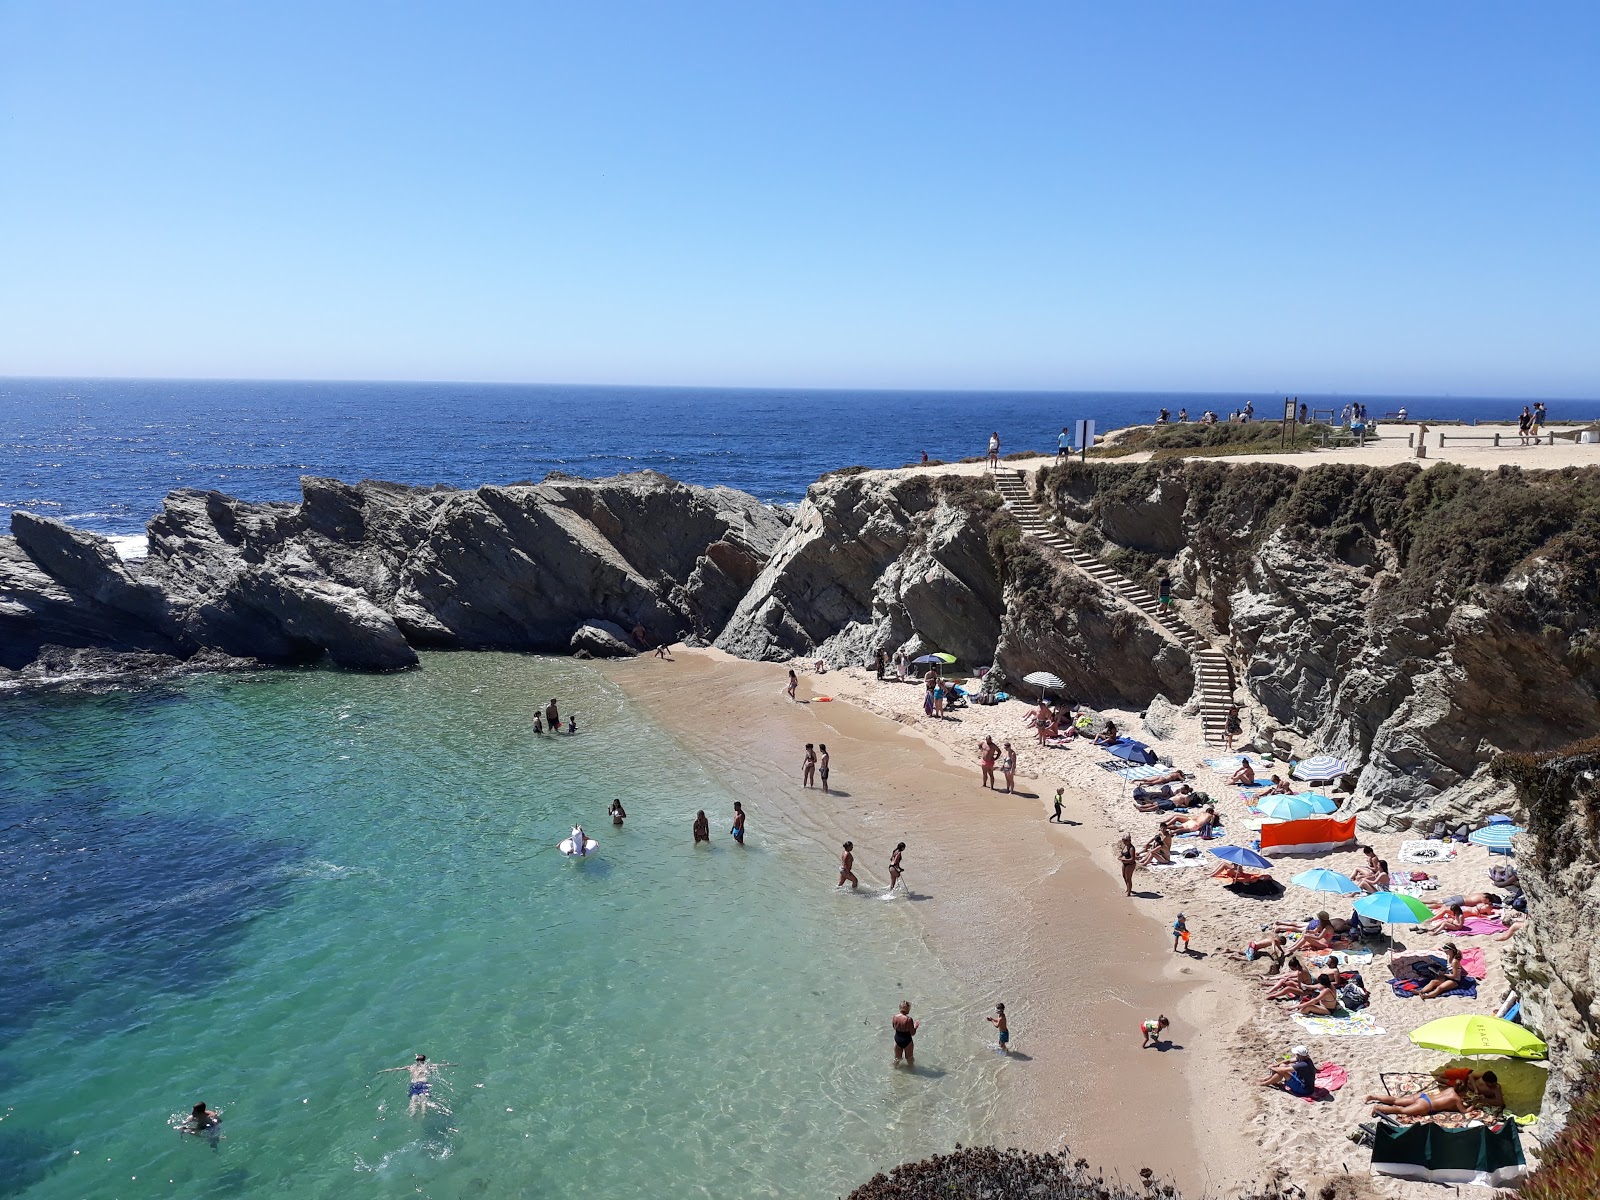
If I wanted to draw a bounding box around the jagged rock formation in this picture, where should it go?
[1034,458,1600,828]
[1493,742,1600,1123]
[1,472,787,679]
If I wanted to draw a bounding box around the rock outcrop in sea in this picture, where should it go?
[1,472,787,680]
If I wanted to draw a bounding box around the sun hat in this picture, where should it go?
[1292,1045,1310,1057]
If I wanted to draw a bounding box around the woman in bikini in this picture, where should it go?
[1263,956,1314,1001]
[1416,942,1467,999]
[1116,833,1137,897]
[692,811,710,844]
[1295,974,1339,1016]
[1137,827,1174,867]
[802,743,817,788]
[1000,742,1017,793]
[888,842,906,892]
[608,799,627,826]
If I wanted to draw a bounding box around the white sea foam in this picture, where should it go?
[107,534,148,560]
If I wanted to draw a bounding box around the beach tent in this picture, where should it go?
[1370,1121,1526,1188]
[1258,815,1358,856]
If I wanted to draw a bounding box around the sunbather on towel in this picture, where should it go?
[1134,783,1195,811]
[1416,942,1468,999]
[1139,767,1187,786]
[1262,957,1313,1000]
[1261,774,1294,795]
[1424,892,1501,914]
[1092,721,1119,746]
[1229,761,1256,786]
[1160,805,1217,837]
[1364,1074,1500,1118]
[1295,974,1339,1015]
[1137,828,1174,867]
[1420,904,1467,934]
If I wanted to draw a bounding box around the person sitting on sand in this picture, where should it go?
[1416,942,1470,999]
[1420,903,1467,934]
[1160,805,1218,838]
[1092,721,1119,746]
[1258,1046,1317,1095]
[1350,845,1383,886]
[1137,828,1175,867]
[1229,760,1257,786]
[1296,974,1340,1015]
[1262,957,1314,1001]
[1359,859,1392,893]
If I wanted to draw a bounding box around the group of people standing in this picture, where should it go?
[533,697,576,735]
[1518,402,1547,444]
[977,736,1018,791]
[691,802,747,845]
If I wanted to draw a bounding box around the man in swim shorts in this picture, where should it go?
[818,744,830,793]
[892,1001,920,1066]
[987,1003,1009,1054]
[731,802,745,844]
[380,1054,454,1117]
[838,841,859,889]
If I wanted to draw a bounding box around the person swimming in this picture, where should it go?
[609,799,626,826]
[380,1054,454,1117]
[179,1102,223,1143]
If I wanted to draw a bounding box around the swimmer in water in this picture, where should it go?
[888,842,906,892]
[532,713,543,734]
[731,801,746,844]
[570,825,589,855]
[567,715,576,734]
[609,799,627,826]
[693,810,711,844]
[380,1054,454,1117]
[545,697,560,730]
[180,1102,223,1142]
[838,841,859,890]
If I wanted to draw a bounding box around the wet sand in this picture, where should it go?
[602,649,1258,1195]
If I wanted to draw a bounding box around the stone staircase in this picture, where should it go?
[992,470,1238,744]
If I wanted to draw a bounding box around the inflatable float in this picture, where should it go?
[559,828,599,856]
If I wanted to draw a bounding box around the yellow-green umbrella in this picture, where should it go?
[1408,1014,1547,1059]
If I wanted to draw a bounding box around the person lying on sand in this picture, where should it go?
[1430,1068,1505,1108]
[1160,805,1217,837]
[1234,933,1288,964]
[1229,761,1256,786]
[1424,892,1502,914]
[1365,1073,1501,1119]
[1296,974,1340,1015]
[1138,767,1188,786]
[1258,1047,1317,1095]
[1134,783,1191,812]
[1261,774,1294,795]
[1137,828,1175,866]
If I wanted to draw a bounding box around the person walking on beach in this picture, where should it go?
[888,842,906,892]
[838,841,859,890]
[380,1054,453,1117]
[1000,742,1017,792]
[802,743,817,787]
[819,744,831,793]
[892,1001,920,1066]
[1172,912,1190,954]
[1116,833,1137,897]
[895,650,908,682]
[987,431,1000,470]
[979,737,999,788]
[1140,1016,1169,1049]
[1050,787,1065,823]
[545,698,560,730]
[987,1003,1009,1055]
[731,801,746,844]
[787,669,799,701]
[693,810,710,844]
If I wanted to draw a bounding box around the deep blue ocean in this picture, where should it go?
[4,377,1596,538]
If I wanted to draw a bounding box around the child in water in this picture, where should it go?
[987,1003,1010,1054]
[567,716,577,734]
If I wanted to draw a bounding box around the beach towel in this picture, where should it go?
[1174,826,1223,839]
[1148,856,1209,871]
[1293,1011,1385,1037]
[1114,763,1171,781]
[1460,917,1509,937]
[1390,977,1479,1000]
[1303,1062,1349,1103]
[1203,754,1266,771]
[1399,839,1458,865]
[1259,816,1358,856]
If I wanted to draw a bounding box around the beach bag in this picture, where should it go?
[1339,975,1371,1011]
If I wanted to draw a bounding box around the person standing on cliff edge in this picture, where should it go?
[987,431,1000,469]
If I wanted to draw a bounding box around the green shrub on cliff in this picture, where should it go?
[1092,419,1328,460]
[1512,1045,1600,1200]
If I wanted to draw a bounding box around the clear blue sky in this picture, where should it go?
[1,2,1595,395]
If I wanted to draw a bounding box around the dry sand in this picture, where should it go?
[606,649,1536,1197]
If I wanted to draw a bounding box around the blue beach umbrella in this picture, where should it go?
[1257,793,1337,821]
[1209,845,1274,871]
[1293,755,1347,781]
[1468,824,1523,850]
[1290,868,1361,895]
[1105,738,1157,765]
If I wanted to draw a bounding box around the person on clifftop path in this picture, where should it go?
[987,431,1000,469]
[1057,426,1070,459]
[1158,574,1173,608]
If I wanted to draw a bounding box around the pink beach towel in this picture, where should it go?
[1461,917,1509,937]
[1309,1062,1349,1102]
[1460,946,1488,977]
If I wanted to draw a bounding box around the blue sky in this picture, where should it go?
[1,2,1595,395]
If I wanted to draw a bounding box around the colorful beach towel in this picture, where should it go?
[1390,977,1479,1000]
[1293,1011,1386,1037]
[1399,839,1458,865]
[1460,917,1510,937]
[1306,1062,1349,1103]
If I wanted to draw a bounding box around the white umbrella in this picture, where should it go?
[1023,671,1065,697]
[1293,755,1347,782]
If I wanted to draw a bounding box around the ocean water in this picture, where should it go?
[0,653,993,1199]
[4,377,1595,540]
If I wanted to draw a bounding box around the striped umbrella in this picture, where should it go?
[1468,824,1523,850]
[1292,755,1347,781]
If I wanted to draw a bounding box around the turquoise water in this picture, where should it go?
[0,654,993,1199]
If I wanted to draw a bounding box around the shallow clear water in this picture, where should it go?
[0,653,993,1199]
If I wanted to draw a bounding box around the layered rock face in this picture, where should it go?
[1,472,787,676]
[715,470,1196,710]
[1036,459,1600,828]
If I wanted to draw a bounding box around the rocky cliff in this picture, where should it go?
[1034,458,1600,828]
[1,472,787,679]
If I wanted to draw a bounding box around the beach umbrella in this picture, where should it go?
[1468,824,1523,850]
[1408,1015,1547,1060]
[1290,868,1361,895]
[1353,892,1433,924]
[1022,670,1065,697]
[1105,738,1157,765]
[911,653,956,665]
[1293,755,1347,781]
[1257,793,1337,821]
[1209,845,1274,870]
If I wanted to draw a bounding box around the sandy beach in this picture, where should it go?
[605,648,1532,1198]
